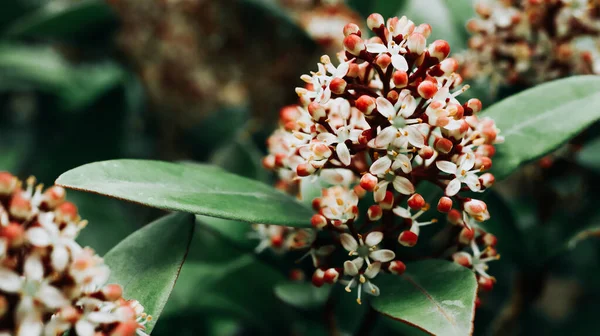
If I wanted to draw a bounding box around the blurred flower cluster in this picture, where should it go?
[460,0,600,87]
[0,173,148,336]
[260,13,504,303]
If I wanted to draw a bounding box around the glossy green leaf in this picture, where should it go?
[577,137,600,173]
[373,0,406,18]
[274,282,330,309]
[56,159,314,227]
[372,260,477,336]
[104,212,196,333]
[484,76,600,180]
[3,0,115,39]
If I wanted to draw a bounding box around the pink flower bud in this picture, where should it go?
[10,194,32,219]
[368,205,383,221]
[56,201,79,223]
[358,129,373,145]
[360,173,378,192]
[434,138,453,154]
[480,173,495,188]
[476,144,496,157]
[464,199,489,221]
[398,230,418,247]
[367,13,385,30]
[42,186,66,210]
[478,276,495,292]
[343,23,361,37]
[296,163,316,177]
[376,54,392,70]
[467,98,483,114]
[323,268,340,284]
[102,284,123,301]
[418,146,434,159]
[393,70,409,88]
[483,233,498,247]
[417,80,438,99]
[344,34,366,56]
[453,252,472,268]
[407,194,425,210]
[380,191,395,210]
[312,269,325,287]
[440,58,459,75]
[354,185,367,198]
[447,209,463,225]
[475,156,492,171]
[437,196,453,213]
[388,260,407,275]
[308,102,326,120]
[0,172,17,195]
[1,223,25,247]
[311,214,328,229]
[356,95,376,115]
[416,24,432,38]
[330,78,347,95]
[111,320,139,336]
[459,227,474,244]
[407,33,426,54]
[428,40,451,61]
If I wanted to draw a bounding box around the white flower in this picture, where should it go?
[320,186,359,224]
[317,122,362,167]
[368,96,425,149]
[299,58,351,104]
[393,206,437,236]
[365,19,410,72]
[436,155,481,196]
[371,169,415,202]
[340,232,395,267]
[454,240,499,279]
[341,259,381,304]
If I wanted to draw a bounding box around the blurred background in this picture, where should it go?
[1,0,599,335]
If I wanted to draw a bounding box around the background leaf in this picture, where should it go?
[56,159,313,227]
[484,76,600,180]
[372,260,477,336]
[274,282,330,309]
[104,212,196,333]
[577,137,600,173]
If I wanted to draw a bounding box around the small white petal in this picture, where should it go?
[406,126,425,148]
[391,54,409,71]
[316,133,337,145]
[336,143,352,166]
[51,245,70,272]
[37,284,68,309]
[436,161,458,174]
[26,228,51,247]
[374,181,389,202]
[458,155,476,171]
[352,257,365,270]
[365,261,381,278]
[335,62,350,78]
[370,156,392,175]
[24,254,44,281]
[373,126,397,148]
[392,206,412,218]
[391,154,412,174]
[392,176,415,195]
[0,268,22,292]
[75,320,96,336]
[366,282,380,296]
[446,178,462,196]
[344,260,359,276]
[17,312,43,336]
[87,311,119,324]
[320,169,355,186]
[376,97,396,119]
[340,233,359,252]
[370,249,396,262]
[365,231,383,247]
[366,43,388,53]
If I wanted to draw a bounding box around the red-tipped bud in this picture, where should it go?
[102,284,124,301]
[407,33,426,55]
[347,63,360,78]
[388,260,407,275]
[434,138,453,154]
[296,163,316,177]
[356,95,376,115]
[0,172,18,195]
[56,201,78,223]
[9,194,31,219]
[417,80,438,99]
[360,173,378,192]
[110,320,138,336]
[475,156,492,171]
[376,54,392,70]
[330,78,347,95]
[280,105,299,124]
[477,144,496,157]
[447,103,464,119]
[311,214,328,229]
[428,40,451,60]
[398,230,418,247]
[467,98,483,114]
[42,186,66,209]
[1,222,25,247]
[459,227,475,244]
[323,268,340,284]
[447,209,463,226]
[289,269,305,281]
[483,233,498,247]
[392,70,409,88]
[478,276,495,292]
[354,185,367,198]
[271,234,284,248]
[407,194,426,210]
[367,13,385,30]
[440,58,459,74]
[344,34,366,56]
[453,252,473,268]
[308,102,326,120]
[380,191,395,210]
[480,173,495,188]
[416,23,432,38]
[312,197,322,211]
[368,205,383,221]
[343,23,361,37]
[418,146,434,160]
[437,196,453,213]
[464,199,489,221]
[312,269,325,287]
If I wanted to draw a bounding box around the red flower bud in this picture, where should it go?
[418,80,438,99]
[311,214,328,229]
[343,23,361,37]
[344,34,366,56]
[368,205,383,221]
[356,95,376,115]
[388,260,407,275]
[407,193,425,210]
[360,173,378,192]
[398,230,418,247]
[437,196,453,213]
[367,13,385,30]
[434,138,453,154]
[312,269,325,287]
[323,268,340,284]
[330,78,347,95]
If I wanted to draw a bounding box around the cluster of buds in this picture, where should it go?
[460,0,600,87]
[0,173,149,336]
[260,13,503,304]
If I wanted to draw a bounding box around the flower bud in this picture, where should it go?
[360,173,378,192]
[367,13,385,30]
[459,227,475,244]
[475,156,492,171]
[418,146,434,160]
[42,186,66,209]
[354,185,367,198]
[289,269,305,281]
[464,199,489,221]
[416,23,432,38]
[376,54,392,70]
[452,252,472,268]
[417,80,438,99]
[10,194,31,219]
[447,209,463,225]
[407,33,426,54]
[440,58,459,75]
[467,98,482,114]
[311,214,328,229]
[368,205,383,221]
[388,260,407,275]
[308,102,326,120]
[478,276,495,292]
[437,196,453,213]
[480,173,495,188]
[0,172,18,195]
[343,23,361,37]
[111,320,139,336]
[312,269,325,287]
[330,78,347,95]
[323,268,340,284]
[434,138,453,154]
[1,222,25,247]
[296,163,316,177]
[356,95,376,115]
[407,194,425,210]
[102,284,124,301]
[344,34,366,56]
[56,202,78,223]
[398,230,418,247]
[428,40,451,61]
[380,191,395,210]
[483,233,497,247]
[358,129,373,145]
[393,70,409,88]
[476,144,495,157]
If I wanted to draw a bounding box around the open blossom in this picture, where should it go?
[0,173,149,336]
[460,0,600,87]
[260,12,503,302]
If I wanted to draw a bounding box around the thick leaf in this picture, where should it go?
[372,260,477,336]
[374,0,406,19]
[104,212,195,333]
[485,76,600,180]
[274,282,330,309]
[56,159,314,227]
[577,137,600,173]
[3,0,115,39]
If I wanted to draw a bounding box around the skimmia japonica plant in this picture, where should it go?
[260,13,503,303]
[0,174,150,336]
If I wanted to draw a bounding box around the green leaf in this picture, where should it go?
[56,159,314,227]
[274,282,330,309]
[484,76,600,180]
[3,0,115,39]
[577,137,600,173]
[348,0,377,18]
[374,0,407,19]
[372,260,477,336]
[104,212,196,333]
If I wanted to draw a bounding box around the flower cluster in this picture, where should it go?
[460,0,600,87]
[0,173,149,336]
[260,13,503,303]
